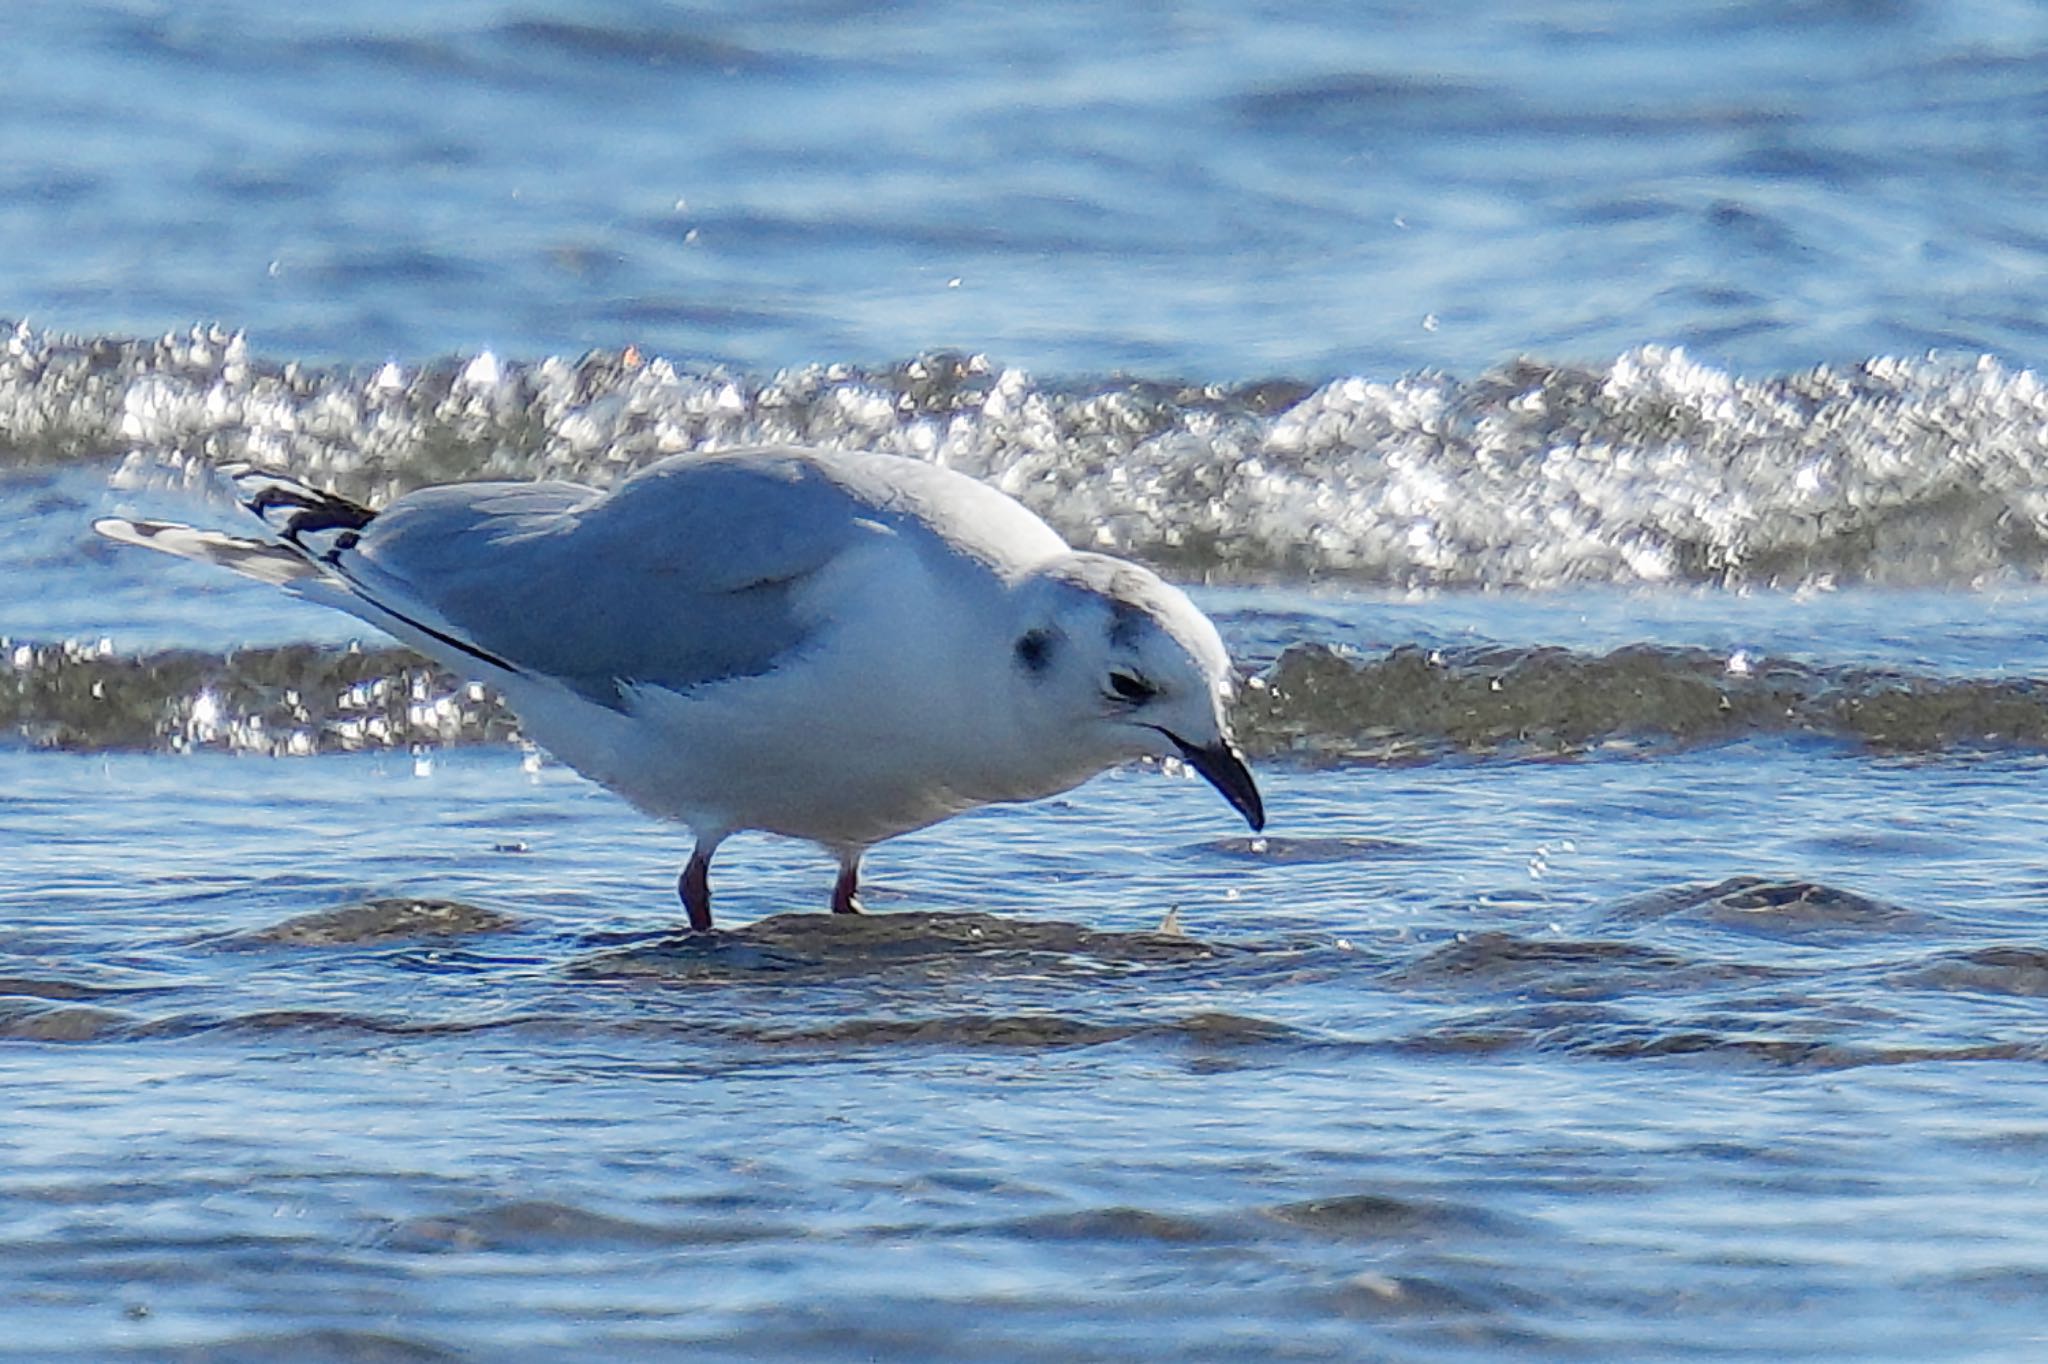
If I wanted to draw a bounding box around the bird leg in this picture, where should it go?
[678,847,714,932]
[830,853,864,915]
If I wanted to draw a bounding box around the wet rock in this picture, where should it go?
[572,909,1222,986]
[1613,875,1935,943]
[247,898,518,946]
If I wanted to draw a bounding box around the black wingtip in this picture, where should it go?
[229,466,378,540]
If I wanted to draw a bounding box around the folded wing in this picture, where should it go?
[333,454,875,706]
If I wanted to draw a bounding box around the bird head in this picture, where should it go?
[1007,552,1263,830]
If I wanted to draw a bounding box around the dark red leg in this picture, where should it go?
[678,847,713,932]
[830,854,863,915]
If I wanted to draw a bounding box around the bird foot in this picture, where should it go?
[830,861,863,915]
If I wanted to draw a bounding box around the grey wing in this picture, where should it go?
[336,456,874,705]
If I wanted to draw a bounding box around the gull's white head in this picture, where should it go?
[1005,552,1263,830]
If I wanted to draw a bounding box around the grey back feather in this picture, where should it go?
[347,448,1062,703]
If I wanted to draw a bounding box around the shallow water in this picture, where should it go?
[10,1,2048,1359]
[10,739,2048,1360]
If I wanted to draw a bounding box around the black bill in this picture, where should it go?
[1168,733,1265,831]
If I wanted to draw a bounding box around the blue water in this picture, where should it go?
[9,2,2048,1360]
[8,2,2048,378]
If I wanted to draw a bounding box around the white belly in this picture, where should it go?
[487,542,1082,849]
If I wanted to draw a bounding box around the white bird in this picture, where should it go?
[94,447,1264,931]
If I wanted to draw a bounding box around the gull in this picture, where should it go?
[94,446,1264,930]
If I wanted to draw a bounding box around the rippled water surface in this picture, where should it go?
[10,1,2048,1359]
[11,737,2048,1360]
[10,0,2048,377]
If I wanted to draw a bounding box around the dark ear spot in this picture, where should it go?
[1015,628,1056,676]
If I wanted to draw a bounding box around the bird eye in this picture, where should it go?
[1107,670,1157,704]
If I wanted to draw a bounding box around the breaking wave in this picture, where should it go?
[8,323,2048,588]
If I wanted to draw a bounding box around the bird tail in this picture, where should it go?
[92,464,379,586]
